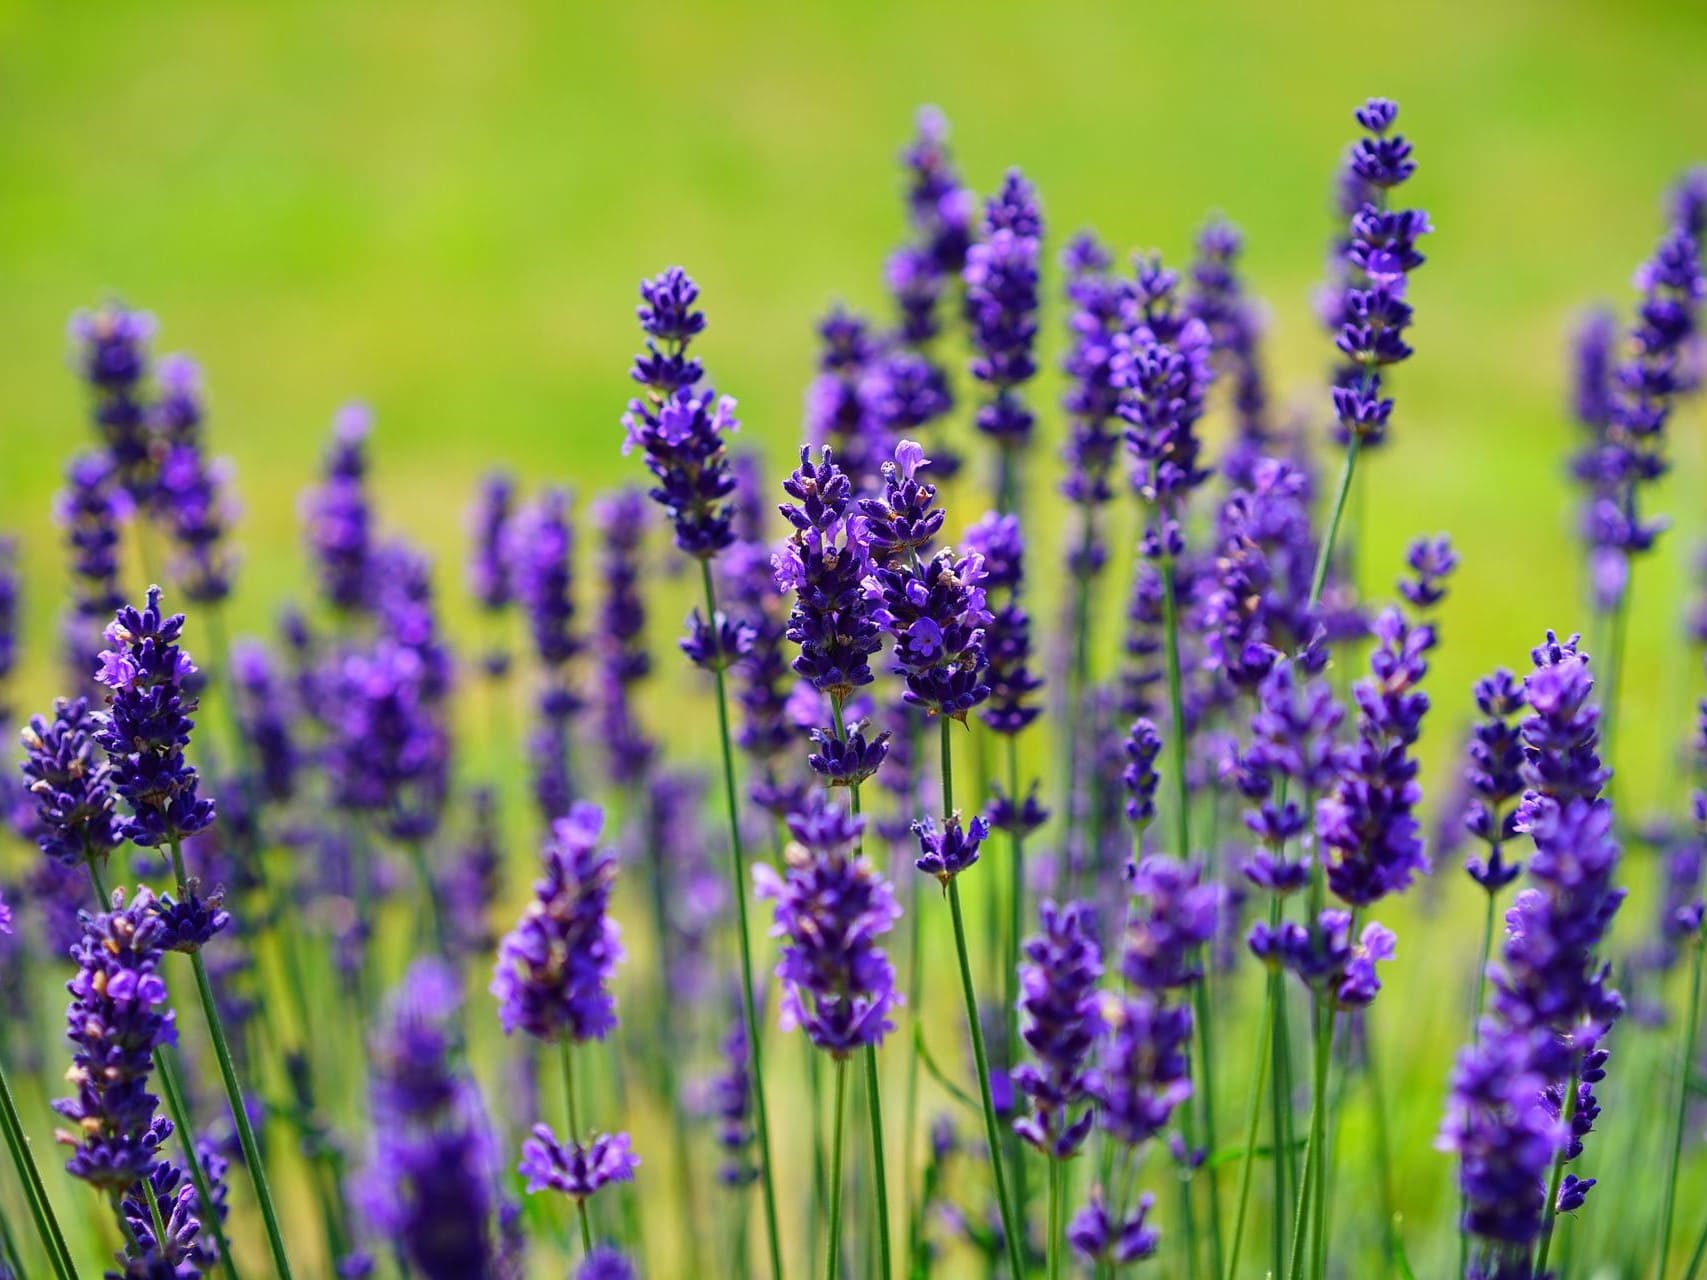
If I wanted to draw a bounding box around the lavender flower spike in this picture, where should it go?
[964,170,1043,464]
[20,696,124,868]
[1013,900,1102,1158]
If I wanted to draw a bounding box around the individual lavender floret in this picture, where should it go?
[230,641,299,805]
[623,267,740,558]
[69,303,157,502]
[1087,992,1193,1147]
[20,696,124,867]
[492,802,623,1043]
[1518,631,1607,811]
[92,587,215,847]
[1317,605,1437,906]
[912,812,988,887]
[1399,533,1458,609]
[1463,669,1527,891]
[1012,900,1102,1157]
[964,512,1042,735]
[301,404,375,613]
[358,959,505,1280]
[755,795,902,1055]
[1122,855,1220,991]
[1117,256,1215,518]
[55,887,175,1192]
[1069,1187,1159,1265]
[964,170,1042,456]
[1186,218,1274,486]
[518,1128,638,1202]
[1328,98,1432,448]
[468,471,516,676]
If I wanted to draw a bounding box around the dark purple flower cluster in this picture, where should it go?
[57,451,134,689]
[20,695,124,867]
[1242,654,1342,852]
[443,788,504,965]
[327,640,449,841]
[1122,717,1162,829]
[964,170,1042,451]
[519,1127,638,1202]
[898,106,974,285]
[69,303,157,503]
[1122,856,1220,991]
[1186,219,1273,486]
[157,432,237,605]
[623,267,740,559]
[1247,910,1397,1009]
[493,802,624,1043]
[1087,993,1193,1147]
[755,796,901,1055]
[55,888,176,1192]
[1317,601,1442,906]
[93,587,215,847]
[576,1246,637,1280]
[964,512,1042,735]
[512,486,582,684]
[1116,257,1215,518]
[231,641,299,805]
[1328,99,1432,447]
[1463,669,1527,892]
[706,1001,756,1187]
[1517,632,1607,810]
[301,404,375,613]
[1013,900,1102,1157]
[113,1156,216,1279]
[1069,1188,1159,1266]
[359,959,505,1280]
[912,811,988,887]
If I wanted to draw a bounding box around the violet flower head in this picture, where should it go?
[963,512,1042,734]
[1317,607,1434,906]
[326,640,449,841]
[511,486,582,677]
[150,352,204,449]
[592,486,655,786]
[519,1127,638,1202]
[113,1157,215,1279]
[58,451,133,635]
[69,302,157,502]
[623,267,740,559]
[805,307,882,485]
[1517,631,1607,812]
[1088,992,1193,1147]
[93,587,215,847]
[856,439,946,563]
[1116,255,1215,516]
[1012,900,1102,1158]
[807,721,890,789]
[707,1001,757,1187]
[1122,855,1219,991]
[0,535,16,720]
[1248,910,1397,1009]
[55,887,176,1192]
[987,778,1048,838]
[1572,308,1618,439]
[1244,655,1343,849]
[1122,718,1163,829]
[231,641,299,805]
[359,959,504,1280]
[301,403,375,613]
[1060,233,1128,576]
[1329,98,1431,448]
[964,169,1042,450]
[1069,1188,1160,1265]
[1399,533,1458,609]
[900,105,974,276]
[1186,217,1274,485]
[577,1247,637,1280]
[1464,669,1527,892]
[20,696,124,867]
[756,794,902,1055]
[468,471,515,676]
[493,802,624,1043]
[157,441,238,605]
[443,788,504,965]
[912,811,989,886]
[680,607,754,673]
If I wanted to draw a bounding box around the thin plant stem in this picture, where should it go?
[899,713,926,1277]
[1287,997,1332,1280]
[0,1199,26,1280]
[141,1173,170,1257]
[1532,1066,1580,1278]
[1366,1015,1397,1273]
[560,1039,594,1256]
[1159,553,1221,1277]
[1684,1208,1707,1280]
[1002,730,1031,1247]
[1461,889,1499,1280]
[0,1053,76,1280]
[1048,1156,1064,1280]
[1658,933,1706,1279]
[1225,965,1275,1279]
[939,718,1027,1280]
[1598,575,1633,789]
[405,838,448,955]
[826,1058,849,1280]
[699,560,786,1280]
[1307,433,1363,609]
[174,839,294,1280]
[1270,966,1293,1280]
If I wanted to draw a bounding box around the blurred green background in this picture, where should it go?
[2,1,1707,1275]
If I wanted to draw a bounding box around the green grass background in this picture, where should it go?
[2,1,1706,1275]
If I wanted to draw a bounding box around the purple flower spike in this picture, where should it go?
[1116,258,1215,515]
[1069,1187,1160,1264]
[680,607,754,672]
[1187,218,1274,486]
[755,793,902,1056]
[1399,534,1458,609]
[301,404,375,614]
[964,512,1042,735]
[69,302,157,502]
[577,1247,637,1280]
[19,696,124,867]
[965,170,1043,451]
[493,803,624,1044]
[912,811,988,886]
[93,587,215,847]
[1088,993,1193,1147]
[519,1126,638,1200]
[1122,856,1220,991]
[1464,668,1527,891]
[1013,901,1102,1158]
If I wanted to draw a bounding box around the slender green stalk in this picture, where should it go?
[1685,1208,1707,1280]
[1047,1157,1065,1280]
[1366,1016,1397,1273]
[1225,967,1275,1279]
[560,1040,594,1255]
[405,838,448,955]
[141,1173,170,1255]
[863,1047,892,1280]
[1287,998,1332,1280]
[1532,1066,1579,1278]
[1307,433,1363,609]
[1658,932,1706,1279]
[826,1058,849,1280]
[939,718,1027,1280]
[699,560,786,1280]
[1159,554,1222,1277]
[1460,889,1500,1280]
[1002,731,1031,1245]
[0,1054,76,1280]
[898,713,926,1277]
[1270,966,1293,1280]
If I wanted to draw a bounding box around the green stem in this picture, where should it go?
[1047,1157,1064,1280]
[1224,963,1275,1280]
[863,1046,892,1280]
[1598,572,1632,788]
[155,1044,239,1280]
[899,712,926,1278]
[1002,731,1030,1248]
[406,838,448,956]
[1658,933,1705,1279]
[1287,996,1330,1280]
[1307,432,1363,610]
[0,1053,76,1280]
[826,1058,849,1280]
[1461,890,1499,1280]
[700,560,786,1280]
[1366,1014,1397,1273]
[560,1040,594,1256]
[142,1173,170,1256]
[1684,1208,1707,1280]
[940,718,1027,1280]
[1532,1066,1580,1278]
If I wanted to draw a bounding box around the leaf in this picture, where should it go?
[913,1023,979,1113]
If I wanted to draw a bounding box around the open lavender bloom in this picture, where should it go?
[755,795,902,1055]
[113,1157,217,1279]
[519,1128,638,1202]
[912,811,989,887]
[1087,991,1193,1147]
[1013,900,1102,1157]
[493,801,624,1043]
[93,587,215,847]
[1328,98,1432,448]
[964,170,1042,457]
[623,267,739,559]
[55,888,175,1193]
